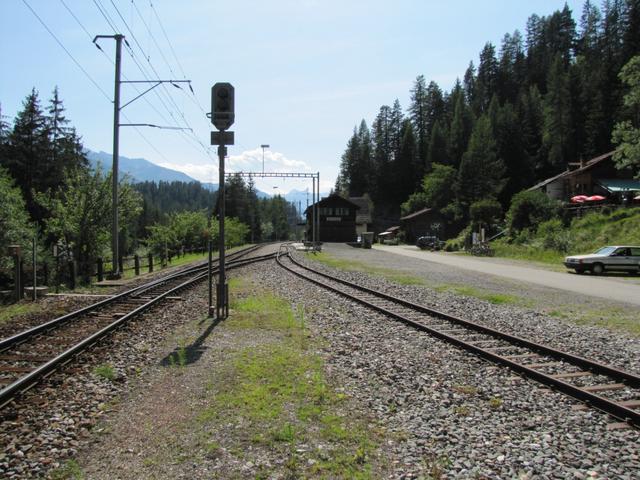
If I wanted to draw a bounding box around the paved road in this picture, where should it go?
[373,245,640,307]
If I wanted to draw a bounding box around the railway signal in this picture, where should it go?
[209,83,235,320]
[211,83,235,131]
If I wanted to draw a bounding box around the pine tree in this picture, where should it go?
[395,119,418,204]
[543,54,574,173]
[3,89,51,221]
[409,75,428,177]
[389,99,404,161]
[476,42,499,113]
[47,87,87,189]
[371,105,393,205]
[426,119,449,167]
[457,115,506,211]
[447,92,473,167]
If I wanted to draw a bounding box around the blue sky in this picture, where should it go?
[1,0,585,193]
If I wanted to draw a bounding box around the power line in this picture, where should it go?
[95,0,216,162]
[22,0,112,102]
[147,0,187,79]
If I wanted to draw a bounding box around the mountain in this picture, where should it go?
[86,150,201,184]
[86,150,287,200]
[279,188,330,207]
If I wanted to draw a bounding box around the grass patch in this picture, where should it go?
[307,251,425,286]
[493,207,640,267]
[548,305,640,337]
[434,284,524,306]
[0,301,43,326]
[93,363,116,381]
[49,459,84,479]
[198,289,380,478]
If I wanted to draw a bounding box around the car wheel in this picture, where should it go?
[592,263,604,275]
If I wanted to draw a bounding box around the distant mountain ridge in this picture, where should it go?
[85,150,322,201]
[86,150,206,185]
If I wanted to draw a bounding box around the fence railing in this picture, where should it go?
[0,246,209,303]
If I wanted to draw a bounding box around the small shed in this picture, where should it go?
[400,208,445,243]
[305,194,360,242]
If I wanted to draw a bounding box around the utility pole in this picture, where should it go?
[95,34,124,278]
[93,34,191,279]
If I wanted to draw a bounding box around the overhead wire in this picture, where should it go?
[92,0,215,161]
[107,0,213,159]
[22,0,112,102]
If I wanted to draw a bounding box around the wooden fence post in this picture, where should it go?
[97,258,104,282]
[148,253,153,273]
[134,255,140,276]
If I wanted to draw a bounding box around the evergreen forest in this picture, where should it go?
[335,0,640,235]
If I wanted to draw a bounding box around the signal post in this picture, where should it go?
[209,83,235,320]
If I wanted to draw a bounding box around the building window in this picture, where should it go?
[319,207,333,215]
[334,207,350,216]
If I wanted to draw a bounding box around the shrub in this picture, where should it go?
[506,190,560,235]
[538,219,572,252]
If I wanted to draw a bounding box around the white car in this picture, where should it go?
[564,246,640,275]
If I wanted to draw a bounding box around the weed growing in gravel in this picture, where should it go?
[434,284,525,306]
[549,306,640,337]
[453,385,478,395]
[93,363,116,381]
[307,251,425,286]
[454,405,471,416]
[49,459,84,479]
[197,290,381,478]
[488,396,503,408]
[0,302,43,326]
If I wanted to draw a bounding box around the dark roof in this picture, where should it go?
[528,151,615,191]
[400,207,433,221]
[304,193,360,214]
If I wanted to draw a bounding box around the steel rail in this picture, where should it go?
[0,244,261,351]
[277,251,640,426]
[0,251,275,409]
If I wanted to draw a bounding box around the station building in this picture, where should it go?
[305,194,360,242]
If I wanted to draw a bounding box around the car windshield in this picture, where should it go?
[593,246,616,255]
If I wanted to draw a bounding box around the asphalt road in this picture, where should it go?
[374,245,640,307]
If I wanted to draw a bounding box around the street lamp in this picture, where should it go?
[261,144,269,173]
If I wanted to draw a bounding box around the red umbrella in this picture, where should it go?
[586,195,606,201]
[570,195,588,203]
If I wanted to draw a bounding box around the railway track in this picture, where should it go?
[0,244,274,409]
[277,248,640,428]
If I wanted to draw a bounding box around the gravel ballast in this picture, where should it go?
[1,246,638,478]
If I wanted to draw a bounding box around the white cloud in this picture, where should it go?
[226,148,311,174]
[158,148,313,184]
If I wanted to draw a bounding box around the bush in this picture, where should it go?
[537,218,572,253]
[506,190,560,235]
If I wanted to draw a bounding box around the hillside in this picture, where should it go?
[493,207,640,265]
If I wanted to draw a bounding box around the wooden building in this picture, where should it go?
[305,194,360,242]
[528,151,640,201]
[400,208,446,243]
